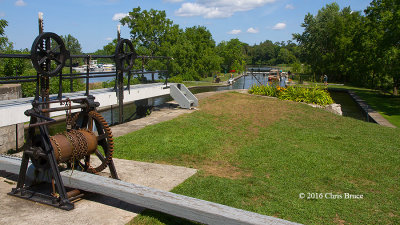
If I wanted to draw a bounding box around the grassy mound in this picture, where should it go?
[114,92,399,225]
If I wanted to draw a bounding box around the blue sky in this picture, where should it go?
[1,0,371,53]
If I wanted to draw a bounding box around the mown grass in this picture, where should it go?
[114,92,400,225]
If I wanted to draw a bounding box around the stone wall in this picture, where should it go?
[308,103,343,116]
[0,84,24,153]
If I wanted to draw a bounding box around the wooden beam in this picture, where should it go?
[0,155,28,174]
[0,156,300,225]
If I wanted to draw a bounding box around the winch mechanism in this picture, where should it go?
[5,30,135,210]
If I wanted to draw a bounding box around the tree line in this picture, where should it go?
[1,0,399,94]
[93,7,300,81]
[294,0,399,94]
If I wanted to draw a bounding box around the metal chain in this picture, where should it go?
[68,129,88,160]
[68,111,115,173]
[65,98,72,130]
[63,131,79,163]
[49,136,62,162]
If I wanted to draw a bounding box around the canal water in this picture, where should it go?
[328,90,367,121]
[45,74,366,135]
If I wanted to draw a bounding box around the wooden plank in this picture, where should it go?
[0,156,300,225]
[0,155,28,174]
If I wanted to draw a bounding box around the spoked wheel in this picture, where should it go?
[31,32,69,76]
[114,38,136,72]
[71,111,114,174]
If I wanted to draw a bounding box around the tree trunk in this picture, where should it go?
[393,77,399,96]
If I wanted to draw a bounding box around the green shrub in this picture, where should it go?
[249,85,334,106]
[168,75,183,83]
[248,84,277,97]
[102,77,141,88]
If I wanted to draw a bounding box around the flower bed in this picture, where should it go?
[248,84,334,106]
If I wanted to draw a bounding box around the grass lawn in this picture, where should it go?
[114,92,399,225]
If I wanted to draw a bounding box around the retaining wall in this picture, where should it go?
[0,84,24,153]
[329,88,396,128]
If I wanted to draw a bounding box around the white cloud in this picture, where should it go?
[105,37,113,41]
[15,0,26,6]
[112,13,128,21]
[272,22,286,30]
[285,4,294,10]
[228,29,241,34]
[176,0,276,19]
[247,27,259,33]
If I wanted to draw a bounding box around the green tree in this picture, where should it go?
[120,7,173,56]
[120,7,183,80]
[93,39,117,64]
[119,8,222,81]
[290,61,302,74]
[251,40,277,65]
[276,48,296,65]
[61,34,82,55]
[216,38,246,73]
[365,0,400,95]
[0,20,30,77]
[182,26,221,78]
[58,34,83,66]
[0,19,8,50]
[157,25,222,80]
[293,3,362,82]
[2,48,30,77]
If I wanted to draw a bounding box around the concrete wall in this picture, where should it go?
[0,123,24,153]
[0,84,24,153]
[0,83,173,127]
[0,84,22,100]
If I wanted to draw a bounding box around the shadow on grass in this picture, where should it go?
[355,90,400,116]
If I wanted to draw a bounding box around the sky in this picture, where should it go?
[1,0,371,53]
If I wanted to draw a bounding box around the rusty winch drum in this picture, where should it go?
[50,129,98,163]
[30,129,98,169]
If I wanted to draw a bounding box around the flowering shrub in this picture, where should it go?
[249,85,334,106]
